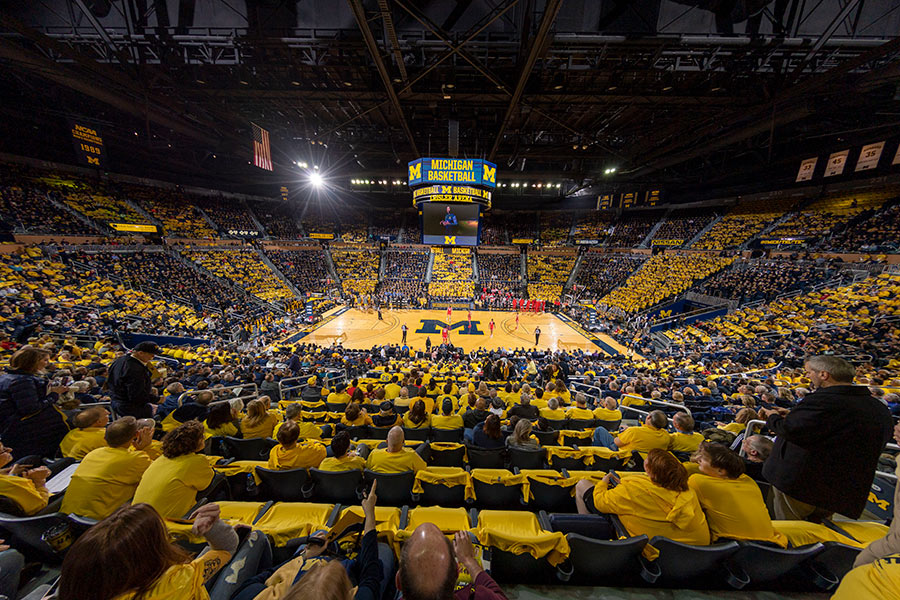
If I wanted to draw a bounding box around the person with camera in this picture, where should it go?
[0,346,69,459]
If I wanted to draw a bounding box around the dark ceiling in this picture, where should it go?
[1,0,899,205]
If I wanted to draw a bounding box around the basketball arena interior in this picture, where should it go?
[1,2,900,599]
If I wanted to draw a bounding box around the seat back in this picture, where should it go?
[527,478,575,512]
[532,430,559,446]
[466,446,506,469]
[472,480,521,509]
[566,418,595,431]
[343,425,370,440]
[223,437,276,461]
[326,402,349,412]
[254,467,310,502]
[811,542,861,584]
[544,419,566,431]
[548,513,616,539]
[591,454,630,472]
[650,537,740,586]
[204,436,227,457]
[428,445,466,468]
[547,454,588,471]
[728,542,824,588]
[431,428,464,443]
[402,427,430,442]
[508,447,546,471]
[363,470,415,506]
[309,468,364,504]
[419,480,466,507]
[567,533,648,584]
[368,427,392,440]
[596,419,622,431]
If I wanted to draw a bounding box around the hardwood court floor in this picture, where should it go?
[298,308,632,355]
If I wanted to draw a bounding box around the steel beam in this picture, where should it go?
[489,0,564,161]
[377,0,407,83]
[346,0,418,156]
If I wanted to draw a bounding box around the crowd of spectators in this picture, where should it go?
[601,253,734,313]
[651,209,717,245]
[526,252,576,302]
[769,192,888,239]
[194,197,260,236]
[264,248,333,294]
[816,200,900,253]
[128,185,217,238]
[252,200,303,239]
[539,211,572,246]
[480,213,509,245]
[182,248,294,302]
[574,251,647,300]
[696,259,838,304]
[382,249,429,279]
[694,197,797,250]
[332,248,380,296]
[375,249,430,306]
[606,213,665,247]
[0,183,90,235]
[429,249,474,299]
[62,187,150,227]
[370,209,405,241]
[573,212,614,242]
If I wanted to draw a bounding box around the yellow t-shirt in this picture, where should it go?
[402,413,431,429]
[668,432,705,453]
[327,392,351,406]
[112,550,232,600]
[592,408,623,422]
[592,475,710,548]
[384,384,402,400]
[365,448,427,473]
[616,426,671,457]
[341,414,374,427]
[59,427,107,460]
[565,406,594,420]
[267,441,326,470]
[61,446,153,520]
[132,454,215,518]
[273,420,322,440]
[205,422,238,439]
[539,407,566,420]
[720,422,745,434]
[241,412,279,439]
[431,414,464,430]
[688,473,788,546]
[318,454,366,472]
[834,557,900,600]
[0,474,49,516]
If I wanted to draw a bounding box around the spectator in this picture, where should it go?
[241,397,279,439]
[403,399,431,430]
[267,420,327,470]
[366,427,426,473]
[107,341,161,418]
[472,414,505,449]
[851,421,900,568]
[59,406,110,459]
[432,399,464,430]
[0,441,51,515]
[318,431,366,472]
[507,419,540,450]
[668,412,704,454]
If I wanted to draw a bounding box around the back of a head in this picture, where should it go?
[603,397,618,410]
[161,420,204,459]
[409,399,426,424]
[804,355,856,383]
[331,431,351,458]
[645,448,689,492]
[285,403,302,421]
[699,441,745,479]
[387,425,405,451]
[513,419,532,443]
[441,399,453,416]
[277,420,300,446]
[746,434,774,460]
[673,412,694,433]
[548,397,559,410]
[399,523,457,600]
[344,403,361,421]
[474,398,486,410]
[196,390,215,406]
[283,560,351,600]
[105,416,138,447]
[484,414,502,439]
[648,410,668,429]
[575,392,586,406]
[74,406,107,429]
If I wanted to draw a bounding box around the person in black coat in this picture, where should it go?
[107,342,161,418]
[760,356,892,521]
[0,347,69,459]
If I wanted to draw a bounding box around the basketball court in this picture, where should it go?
[286,307,637,357]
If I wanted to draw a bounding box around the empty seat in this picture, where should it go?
[466,446,506,469]
[308,468,364,504]
[470,469,525,509]
[431,428,464,443]
[428,442,467,468]
[508,447,546,470]
[363,470,416,506]
[554,514,648,585]
[558,429,594,447]
[532,430,560,446]
[0,512,91,564]
[368,427,392,440]
[520,470,576,512]
[544,447,590,471]
[725,541,825,590]
[253,502,338,548]
[474,510,571,584]
[254,467,311,502]
[402,427,430,442]
[223,437,277,461]
[412,467,472,507]
[643,537,742,588]
[596,419,622,431]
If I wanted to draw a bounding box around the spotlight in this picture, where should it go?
[310,172,323,187]
[556,183,561,188]
[662,86,673,91]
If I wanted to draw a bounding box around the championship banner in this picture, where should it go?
[597,194,612,210]
[796,157,817,182]
[69,119,106,168]
[646,190,660,206]
[280,186,289,201]
[824,149,849,177]
[408,158,497,188]
[855,141,885,172]
[110,223,157,233]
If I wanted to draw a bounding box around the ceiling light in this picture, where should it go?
[343,81,353,87]
[607,86,617,91]
[710,86,722,92]
[445,83,455,89]
[582,145,588,150]
[196,78,206,84]
[662,85,673,91]
[553,83,563,90]
[572,144,578,150]
[291,80,301,86]
[310,172,323,187]
[239,79,249,85]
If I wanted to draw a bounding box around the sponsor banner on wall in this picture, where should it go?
[824,149,849,177]
[855,141,885,172]
[511,238,534,244]
[110,223,157,233]
[651,239,684,246]
[310,233,334,240]
[575,239,600,245]
[760,237,809,246]
[796,157,817,182]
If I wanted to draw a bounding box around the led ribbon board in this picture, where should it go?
[411,185,492,208]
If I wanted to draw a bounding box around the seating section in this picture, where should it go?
[332,247,380,296]
[539,212,572,247]
[696,259,838,304]
[377,249,429,306]
[182,248,294,301]
[651,208,717,246]
[61,188,150,227]
[694,197,796,250]
[371,210,406,241]
[607,213,664,248]
[477,252,521,298]
[769,192,889,239]
[480,212,509,245]
[600,253,734,313]
[574,252,647,300]
[429,248,474,299]
[573,212,614,242]
[0,182,90,235]
[195,197,260,236]
[128,185,217,238]
[527,252,576,303]
[264,247,333,295]
[817,199,900,253]
[252,201,303,239]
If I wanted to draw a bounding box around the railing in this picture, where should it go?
[276,369,347,401]
[738,419,769,457]
[176,382,259,408]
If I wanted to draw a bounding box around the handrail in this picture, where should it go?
[738,419,769,457]
[675,362,783,381]
[176,382,259,407]
[621,394,691,416]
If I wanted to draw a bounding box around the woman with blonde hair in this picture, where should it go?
[507,419,539,450]
[241,397,278,439]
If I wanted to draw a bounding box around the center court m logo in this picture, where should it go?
[415,320,483,335]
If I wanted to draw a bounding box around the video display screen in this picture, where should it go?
[422,202,480,246]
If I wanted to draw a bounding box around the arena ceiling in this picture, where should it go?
[1,1,900,202]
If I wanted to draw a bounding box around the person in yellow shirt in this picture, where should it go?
[61,417,154,520]
[0,442,50,515]
[402,400,431,429]
[384,376,402,401]
[161,390,214,433]
[267,421,326,470]
[716,407,758,434]
[132,421,215,518]
[668,412,705,454]
[575,448,710,549]
[58,502,239,600]
[241,397,279,439]
[317,431,366,472]
[59,406,110,459]
[554,379,571,405]
[431,399,464,430]
[608,411,671,457]
[273,404,324,440]
[204,402,240,438]
[326,384,351,409]
[539,397,566,420]
[393,387,412,410]
[341,403,374,428]
[565,393,594,421]
[592,397,623,422]
[366,427,427,473]
[688,442,787,546]
[833,557,900,600]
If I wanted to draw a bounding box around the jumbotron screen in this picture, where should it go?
[422,202,480,246]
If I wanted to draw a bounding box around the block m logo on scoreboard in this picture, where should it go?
[408,162,422,182]
[444,236,456,245]
[482,163,496,185]
[416,320,484,335]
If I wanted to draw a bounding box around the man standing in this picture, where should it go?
[759,355,892,521]
[107,342,161,418]
[442,326,449,346]
[515,312,519,330]
[467,309,472,333]
[534,326,541,346]
[447,305,453,322]
[488,319,495,338]
[401,323,408,345]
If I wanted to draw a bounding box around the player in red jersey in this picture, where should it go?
[442,326,449,345]
[489,319,495,338]
[515,312,519,330]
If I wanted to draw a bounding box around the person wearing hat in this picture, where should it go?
[371,401,401,428]
[107,341,161,418]
[300,375,323,403]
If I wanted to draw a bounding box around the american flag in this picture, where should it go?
[251,122,273,171]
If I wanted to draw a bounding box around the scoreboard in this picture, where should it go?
[408,158,496,189]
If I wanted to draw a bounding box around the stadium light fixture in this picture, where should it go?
[310,172,323,187]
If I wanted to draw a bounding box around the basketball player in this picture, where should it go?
[515,312,519,330]
[447,305,452,321]
[401,323,408,344]
[489,319,495,338]
[442,326,449,345]
[467,309,472,332]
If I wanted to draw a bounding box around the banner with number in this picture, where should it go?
[280,186,289,201]
[824,150,849,177]
[855,141,885,172]
[69,119,106,168]
[796,157,817,182]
